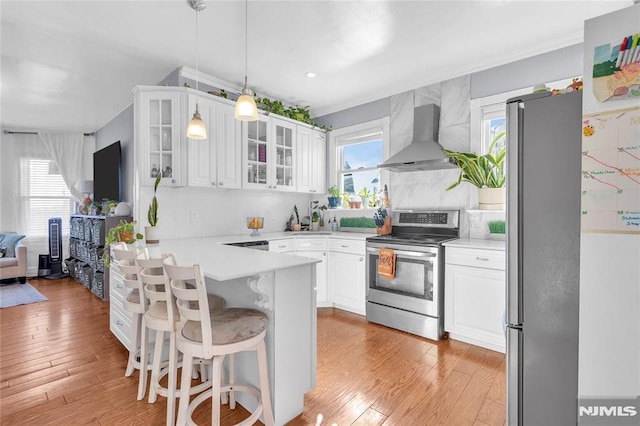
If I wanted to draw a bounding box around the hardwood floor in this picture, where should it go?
[0,278,505,425]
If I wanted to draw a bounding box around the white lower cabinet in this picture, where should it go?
[109,260,132,350]
[328,239,366,315]
[295,238,329,307]
[445,246,506,353]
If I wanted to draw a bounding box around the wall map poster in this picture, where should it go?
[581,106,640,234]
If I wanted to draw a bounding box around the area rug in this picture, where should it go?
[0,282,48,308]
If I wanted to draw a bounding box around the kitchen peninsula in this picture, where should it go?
[113,237,321,425]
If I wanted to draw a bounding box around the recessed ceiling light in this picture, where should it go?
[306,71,316,78]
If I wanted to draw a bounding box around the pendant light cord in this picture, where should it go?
[195,6,199,93]
[244,0,248,84]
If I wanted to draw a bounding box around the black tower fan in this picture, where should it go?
[44,217,69,279]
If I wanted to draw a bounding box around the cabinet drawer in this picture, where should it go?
[110,305,132,350]
[295,237,327,251]
[269,239,294,253]
[446,247,505,270]
[110,274,127,301]
[328,238,365,255]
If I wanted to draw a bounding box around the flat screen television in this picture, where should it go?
[93,141,122,202]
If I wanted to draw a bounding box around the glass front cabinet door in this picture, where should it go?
[135,88,183,187]
[243,115,296,191]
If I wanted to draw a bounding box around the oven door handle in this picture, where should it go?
[366,247,436,259]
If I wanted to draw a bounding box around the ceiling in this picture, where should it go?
[1,0,632,133]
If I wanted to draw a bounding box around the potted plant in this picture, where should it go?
[327,186,341,209]
[443,131,506,210]
[358,188,371,209]
[103,220,143,267]
[292,205,301,231]
[145,174,161,244]
[311,211,320,231]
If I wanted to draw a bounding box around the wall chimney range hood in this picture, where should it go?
[378,104,456,172]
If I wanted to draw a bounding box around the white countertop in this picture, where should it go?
[443,238,506,251]
[152,237,321,281]
[200,230,373,245]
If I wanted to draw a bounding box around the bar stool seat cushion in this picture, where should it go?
[126,289,141,304]
[182,308,267,345]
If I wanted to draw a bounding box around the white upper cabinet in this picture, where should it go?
[134,88,184,187]
[243,115,296,191]
[296,127,326,194]
[187,94,242,189]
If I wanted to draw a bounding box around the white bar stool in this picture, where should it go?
[138,254,226,426]
[112,245,149,401]
[164,260,275,426]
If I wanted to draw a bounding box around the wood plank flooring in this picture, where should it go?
[0,278,505,425]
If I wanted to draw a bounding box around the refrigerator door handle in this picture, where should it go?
[506,100,523,326]
[507,326,523,426]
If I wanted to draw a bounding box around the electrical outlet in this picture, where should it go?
[190,210,199,222]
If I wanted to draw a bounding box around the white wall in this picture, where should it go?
[579,3,640,398]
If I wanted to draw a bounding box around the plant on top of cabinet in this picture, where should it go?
[103,220,143,267]
[255,96,331,132]
[443,131,506,210]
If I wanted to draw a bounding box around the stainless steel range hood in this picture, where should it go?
[378,104,456,172]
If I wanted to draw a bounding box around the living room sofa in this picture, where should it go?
[0,233,27,284]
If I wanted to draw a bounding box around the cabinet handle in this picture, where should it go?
[476,256,490,261]
[219,182,224,186]
[341,244,349,248]
[212,182,216,186]
[278,245,286,248]
[359,257,363,261]
[171,179,176,184]
[115,320,123,326]
[116,283,122,289]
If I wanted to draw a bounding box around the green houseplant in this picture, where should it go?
[145,174,161,244]
[358,188,371,209]
[327,185,341,208]
[103,220,143,267]
[444,131,506,210]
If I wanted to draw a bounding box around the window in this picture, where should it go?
[471,77,579,155]
[20,158,73,237]
[330,118,390,207]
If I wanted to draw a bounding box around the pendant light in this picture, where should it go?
[186,0,207,139]
[234,0,258,121]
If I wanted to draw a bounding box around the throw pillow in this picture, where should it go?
[0,233,26,258]
[0,247,6,258]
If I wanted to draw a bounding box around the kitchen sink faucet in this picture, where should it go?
[308,200,318,230]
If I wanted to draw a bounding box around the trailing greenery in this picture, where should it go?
[103,220,143,267]
[339,217,377,228]
[255,96,331,132]
[148,174,161,227]
[444,131,506,190]
[488,220,506,234]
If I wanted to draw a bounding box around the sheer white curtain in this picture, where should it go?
[0,131,91,276]
[38,132,85,202]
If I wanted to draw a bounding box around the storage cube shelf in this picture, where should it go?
[68,214,131,300]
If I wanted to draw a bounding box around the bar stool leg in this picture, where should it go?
[148,330,165,403]
[137,317,149,401]
[166,332,178,426]
[229,353,236,409]
[126,313,141,377]
[257,340,275,426]
[176,351,194,426]
[211,356,224,426]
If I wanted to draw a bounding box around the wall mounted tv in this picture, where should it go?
[93,141,122,202]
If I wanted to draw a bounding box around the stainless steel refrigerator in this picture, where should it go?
[506,90,582,425]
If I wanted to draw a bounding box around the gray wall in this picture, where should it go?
[470,43,583,99]
[313,43,584,128]
[95,104,134,204]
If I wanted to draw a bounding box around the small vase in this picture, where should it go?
[311,222,320,231]
[360,197,370,208]
[145,226,159,244]
[292,224,302,232]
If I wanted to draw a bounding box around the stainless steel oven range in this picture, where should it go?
[366,209,459,340]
